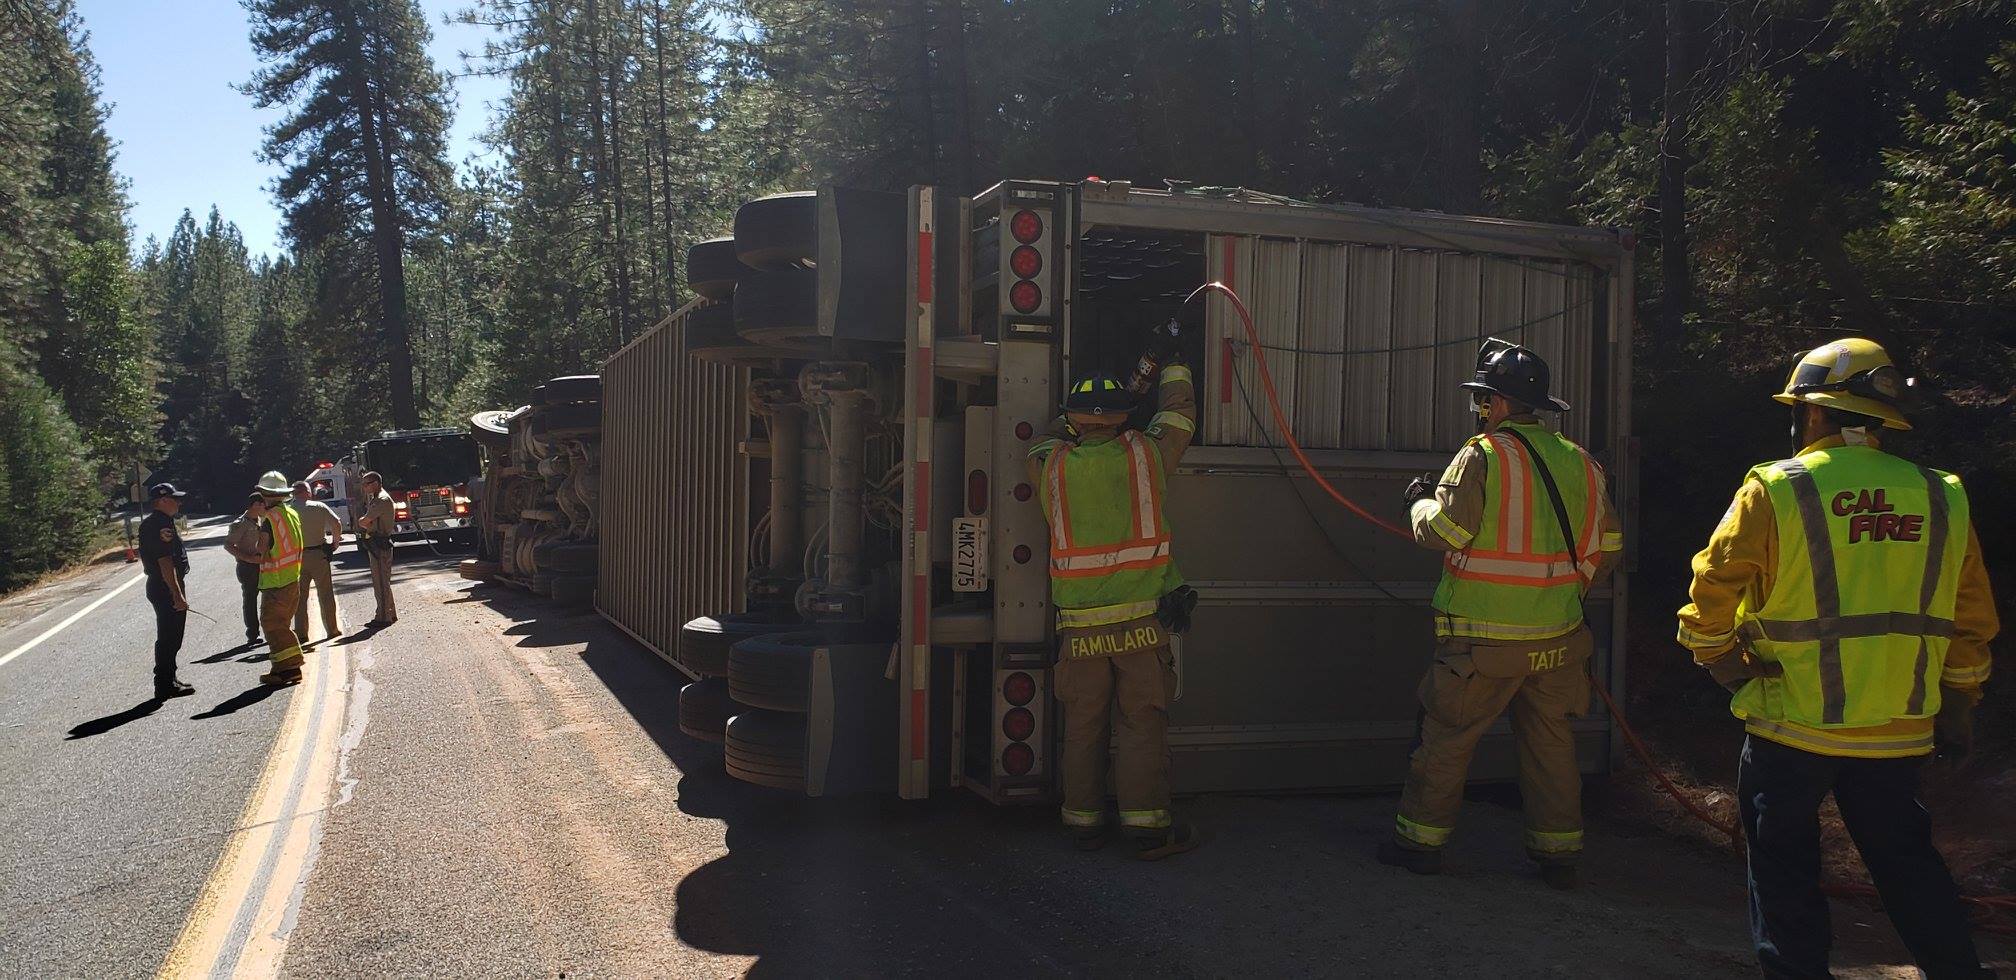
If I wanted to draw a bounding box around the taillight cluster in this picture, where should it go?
[1007,208,1047,315]
[999,670,1038,776]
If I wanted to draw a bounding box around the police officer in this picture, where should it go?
[1677,339,1996,978]
[1381,342,1624,890]
[290,480,344,641]
[1026,328,1202,860]
[356,470,398,627]
[225,491,266,645]
[138,483,195,699]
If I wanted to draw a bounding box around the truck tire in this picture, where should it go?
[469,410,513,453]
[536,375,602,405]
[727,631,820,713]
[539,402,601,441]
[686,236,742,301]
[458,558,500,581]
[732,191,816,271]
[530,571,555,596]
[537,541,598,575]
[687,302,790,367]
[678,613,795,678]
[549,573,595,608]
[733,267,828,353]
[678,678,734,743]
[724,709,807,789]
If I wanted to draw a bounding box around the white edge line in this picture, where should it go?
[0,573,146,670]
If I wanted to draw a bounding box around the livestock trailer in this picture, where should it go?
[598,179,1635,803]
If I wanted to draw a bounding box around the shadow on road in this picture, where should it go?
[192,684,281,719]
[194,640,262,664]
[66,699,163,739]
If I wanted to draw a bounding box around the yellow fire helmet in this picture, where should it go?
[1772,337,1915,430]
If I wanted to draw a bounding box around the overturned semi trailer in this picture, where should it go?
[599,179,1635,803]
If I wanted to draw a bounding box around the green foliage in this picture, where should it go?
[0,360,101,590]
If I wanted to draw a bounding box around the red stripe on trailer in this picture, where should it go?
[1220,338,1235,405]
[915,348,934,404]
[917,232,934,304]
[913,459,931,525]
[910,687,928,759]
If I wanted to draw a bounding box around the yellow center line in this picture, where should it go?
[157,643,355,979]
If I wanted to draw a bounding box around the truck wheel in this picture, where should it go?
[679,613,795,678]
[678,678,734,743]
[686,236,742,301]
[458,558,500,581]
[469,410,514,453]
[549,573,595,608]
[537,375,602,405]
[530,571,555,596]
[539,402,601,441]
[732,191,816,271]
[537,541,598,575]
[733,267,829,353]
[686,302,792,367]
[727,631,819,713]
[724,708,807,789]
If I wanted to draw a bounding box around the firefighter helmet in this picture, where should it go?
[1461,342,1570,412]
[1772,338,1913,430]
[1062,371,1136,416]
[254,470,292,496]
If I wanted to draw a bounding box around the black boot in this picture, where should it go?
[1132,823,1204,861]
[1377,840,1444,875]
[155,679,195,700]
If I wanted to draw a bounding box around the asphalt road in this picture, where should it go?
[2,533,2005,977]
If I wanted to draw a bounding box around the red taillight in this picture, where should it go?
[966,470,989,515]
[1013,483,1032,502]
[1001,742,1035,776]
[1009,280,1042,314]
[1002,671,1036,706]
[454,502,469,515]
[1002,707,1036,742]
[1012,544,1031,564]
[1010,245,1042,279]
[1014,421,1032,440]
[1010,209,1042,244]
[438,487,452,497]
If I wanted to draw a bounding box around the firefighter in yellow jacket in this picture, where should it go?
[1027,325,1201,860]
[1381,342,1624,890]
[1677,339,1995,979]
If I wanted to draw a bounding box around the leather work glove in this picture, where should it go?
[1704,644,1783,693]
[1147,318,1185,362]
[1402,472,1437,506]
[1936,693,1975,758]
[1156,585,1198,635]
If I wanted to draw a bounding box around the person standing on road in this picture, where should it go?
[356,470,398,627]
[1026,325,1203,861]
[1676,339,1996,979]
[1380,343,1624,891]
[251,471,307,686]
[224,491,266,645]
[290,480,344,642]
[138,483,195,700]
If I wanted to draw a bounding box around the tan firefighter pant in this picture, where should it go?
[293,550,338,641]
[1055,646,1178,834]
[261,580,304,671]
[1395,627,1593,860]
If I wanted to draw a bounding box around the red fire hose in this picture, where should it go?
[1190,279,2016,934]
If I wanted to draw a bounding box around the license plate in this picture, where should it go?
[951,517,989,592]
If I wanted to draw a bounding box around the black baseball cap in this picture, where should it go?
[149,483,188,499]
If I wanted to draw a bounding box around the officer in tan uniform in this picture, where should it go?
[224,491,267,645]
[1380,342,1624,890]
[357,471,398,626]
[1026,322,1201,860]
[290,480,344,641]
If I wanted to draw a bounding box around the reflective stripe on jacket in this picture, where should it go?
[1039,428,1183,625]
[1727,446,1969,753]
[259,503,305,590]
[1428,423,1607,641]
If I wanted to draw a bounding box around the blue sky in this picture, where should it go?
[77,0,509,260]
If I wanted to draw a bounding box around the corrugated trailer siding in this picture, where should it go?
[598,310,748,663]
[1204,232,1602,453]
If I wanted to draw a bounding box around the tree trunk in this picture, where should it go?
[650,0,679,304]
[584,0,624,352]
[1432,0,1483,211]
[1657,0,1692,357]
[909,0,939,181]
[604,0,634,346]
[338,0,418,428]
[938,0,974,193]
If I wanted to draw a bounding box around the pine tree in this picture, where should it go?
[242,0,456,429]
